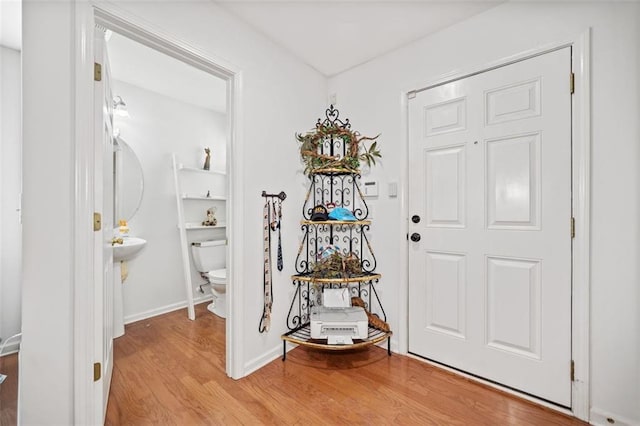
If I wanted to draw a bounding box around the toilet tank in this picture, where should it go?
[191,239,226,272]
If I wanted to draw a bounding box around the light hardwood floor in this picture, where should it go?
[106,303,586,425]
[0,352,18,426]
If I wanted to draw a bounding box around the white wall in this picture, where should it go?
[21,0,325,422]
[112,79,227,321]
[328,2,640,425]
[21,1,75,423]
[0,46,22,355]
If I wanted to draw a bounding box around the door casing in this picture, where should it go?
[397,32,591,420]
[72,2,245,423]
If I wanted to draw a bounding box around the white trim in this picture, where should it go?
[590,407,638,426]
[569,30,591,422]
[0,344,20,357]
[397,91,410,355]
[72,2,97,424]
[123,296,213,325]
[227,70,245,379]
[402,31,591,421]
[243,345,281,377]
[409,38,574,95]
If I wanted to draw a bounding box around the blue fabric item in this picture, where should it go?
[328,207,357,221]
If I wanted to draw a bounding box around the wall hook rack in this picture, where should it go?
[259,190,286,333]
[262,190,287,201]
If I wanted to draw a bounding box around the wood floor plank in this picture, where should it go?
[0,353,18,426]
[105,303,586,425]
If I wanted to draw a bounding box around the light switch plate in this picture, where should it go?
[388,182,398,198]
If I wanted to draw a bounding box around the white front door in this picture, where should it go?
[94,27,115,422]
[408,47,572,406]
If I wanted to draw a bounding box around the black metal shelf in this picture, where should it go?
[281,106,390,360]
[281,323,392,360]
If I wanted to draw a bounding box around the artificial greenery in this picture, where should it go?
[296,123,381,176]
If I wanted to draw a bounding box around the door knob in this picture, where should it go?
[411,215,421,223]
[410,233,421,242]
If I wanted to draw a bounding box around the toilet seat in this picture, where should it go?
[206,268,226,284]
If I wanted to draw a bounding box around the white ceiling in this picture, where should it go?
[214,0,503,76]
[107,31,228,112]
[1,0,504,106]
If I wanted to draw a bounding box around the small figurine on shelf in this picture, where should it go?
[118,219,129,236]
[202,207,217,226]
[203,147,211,170]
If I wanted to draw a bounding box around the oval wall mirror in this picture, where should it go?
[114,136,144,224]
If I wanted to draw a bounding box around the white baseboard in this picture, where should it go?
[590,407,639,426]
[124,295,213,324]
[244,344,282,377]
[0,343,20,357]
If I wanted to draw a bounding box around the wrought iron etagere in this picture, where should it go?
[281,106,391,359]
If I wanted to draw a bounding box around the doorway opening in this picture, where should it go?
[89,7,241,420]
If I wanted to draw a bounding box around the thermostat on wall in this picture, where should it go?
[362,180,378,198]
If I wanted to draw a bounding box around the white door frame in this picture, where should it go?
[72,2,245,423]
[398,31,591,421]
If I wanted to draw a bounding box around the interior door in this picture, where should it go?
[408,48,572,406]
[94,27,115,422]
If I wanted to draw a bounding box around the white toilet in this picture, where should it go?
[191,239,227,318]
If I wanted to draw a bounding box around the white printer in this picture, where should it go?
[310,306,368,343]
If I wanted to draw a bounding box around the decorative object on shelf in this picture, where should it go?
[202,207,217,226]
[310,204,329,221]
[206,190,211,198]
[281,106,391,360]
[259,190,287,333]
[203,147,211,170]
[118,219,130,236]
[296,104,381,176]
[352,296,390,332]
[328,207,357,221]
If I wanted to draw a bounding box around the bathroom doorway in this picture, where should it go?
[94,6,240,399]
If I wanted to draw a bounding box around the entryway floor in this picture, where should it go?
[106,303,586,425]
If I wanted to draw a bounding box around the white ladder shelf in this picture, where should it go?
[172,154,227,320]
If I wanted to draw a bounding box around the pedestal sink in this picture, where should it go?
[113,237,147,338]
[113,236,147,262]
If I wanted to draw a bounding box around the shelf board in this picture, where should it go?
[301,219,371,226]
[291,273,381,284]
[182,222,227,230]
[309,167,361,177]
[282,323,392,350]
[178,165,226,175]
[181,194,227,201]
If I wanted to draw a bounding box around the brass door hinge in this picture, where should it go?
[94,62,102,82]
[570,360,575,381]
[570,72,575,94]
[571,217,576,239]
[94,212,102,231]
[93,362,101,382]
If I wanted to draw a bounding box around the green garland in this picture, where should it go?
[296,124,381,176]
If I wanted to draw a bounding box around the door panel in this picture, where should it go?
[425,251,467,339]
[408,47,572,406]
[94,27,115,423]
[425,145,466,228]
[486,133,540,229]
